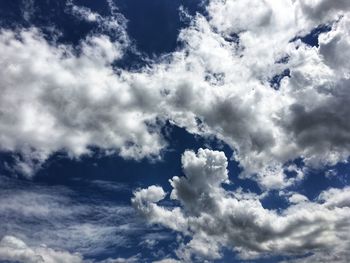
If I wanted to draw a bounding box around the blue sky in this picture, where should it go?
[0,1,350,263]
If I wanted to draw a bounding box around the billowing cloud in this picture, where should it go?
[133,149,350,261]
[147,0,350,188]
[1,0,350,262]
[1,0,350,189]
[0,26,165,177]
[0,235,83,263]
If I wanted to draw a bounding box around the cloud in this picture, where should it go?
[1,0,350,188]
[297,0,350,23]
[21,0,35,22]
[66,0,129,41]
[1,0,350,262]
[0,25,166,177]
[0,175,145,259]
[133,149,350,261]
[146,1,350,188]
[0,235,142,263]
[153,259,181,263]
[278,14,350,168]
[0,235,83,263]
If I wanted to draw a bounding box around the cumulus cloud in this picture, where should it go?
[133,149,350,261]
[0,25,165,177]
[1,0,350,189]
[297,0,350,23]
[1,0,350,262]
[147,0,350,188]
[0,235,83,263]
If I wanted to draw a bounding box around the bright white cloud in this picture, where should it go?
[0,235,83,263]
[1,0,350,189]
[133,149,350,261]
[0,26,166,177]
[1,0,350,262]
[145,0,350,188]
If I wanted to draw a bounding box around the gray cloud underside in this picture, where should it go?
[0,0,349,188]
[1,0,350,262]
[0,0,349,187]
[133,149,350,262]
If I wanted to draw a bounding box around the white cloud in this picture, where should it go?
[0,26,166,177]
[1,2,350,252]
[0,235,142,263]
[145,1,350,188]
[297,0,350,23]
[1,0,350,189]
[66,0,129,40]
[153,259,181,263]
[0,175,145,260]
[1,0,350,262]
[133,149,350,261]
[0,235,83,263]
[288,193,309,204]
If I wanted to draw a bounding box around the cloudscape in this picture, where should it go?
[0,0,350,262]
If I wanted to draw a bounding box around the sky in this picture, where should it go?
[0,0,350,262]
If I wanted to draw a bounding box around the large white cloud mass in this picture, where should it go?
[0,26,166,176]
[133,149,350,262]
[1,0,350,187]
[1,0,350,261]
[0,235,83,263]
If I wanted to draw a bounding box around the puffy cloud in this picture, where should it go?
[146,2,350,188]
[0,235,83,263]
[0,25,165,177]
[133,149,350,261]
[1,0,350,262]
[1,0,350,188]
[288,193,309,204]
[318,186,350,208]
[297,0,350,23]
[318,14,350,75]
[132,185,187,233]
[278,14,350,169]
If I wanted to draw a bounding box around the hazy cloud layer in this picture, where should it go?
[0,174,170,263]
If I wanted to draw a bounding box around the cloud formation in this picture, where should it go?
[0,235,142,263]
[0,26,165,176]
[1,0,350,262]
[133,149,350,262]
[0,175,149,261]
[0,0,350,189]
[0,235,83,263]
